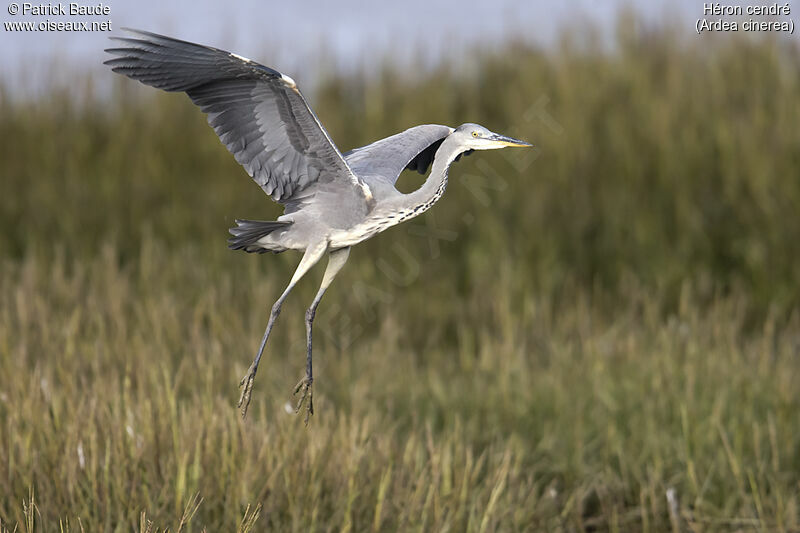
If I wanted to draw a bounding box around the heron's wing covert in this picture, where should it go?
[343,124,460,185]
[104,28,368,205]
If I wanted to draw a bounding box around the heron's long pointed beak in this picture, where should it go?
[488,133,533,148]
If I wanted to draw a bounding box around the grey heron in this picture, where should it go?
[105,29,531,423]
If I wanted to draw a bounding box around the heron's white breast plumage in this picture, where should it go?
[329,168,449,248]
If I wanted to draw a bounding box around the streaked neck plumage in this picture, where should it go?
[328,135,468,249]
[404,135,464,215]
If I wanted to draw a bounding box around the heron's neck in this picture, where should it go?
[406,137,464,214]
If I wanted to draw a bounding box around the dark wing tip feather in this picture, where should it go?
[103,46,134,55]
[406,138,445,175]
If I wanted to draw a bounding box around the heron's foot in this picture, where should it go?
[292,375,314,426]
[238,362,258,419]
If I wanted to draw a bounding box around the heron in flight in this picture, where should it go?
[105,29,531,422]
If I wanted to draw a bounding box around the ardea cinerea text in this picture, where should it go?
[105,29,531,423]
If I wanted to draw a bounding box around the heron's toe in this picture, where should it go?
[293,376,314,425]
[238,364,258,417]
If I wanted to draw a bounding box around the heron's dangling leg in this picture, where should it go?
[238,242,327,419]
[294,247,350,425]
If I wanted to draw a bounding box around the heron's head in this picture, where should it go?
[453,123,532,151]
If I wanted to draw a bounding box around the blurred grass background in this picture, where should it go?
[1,19,800,531]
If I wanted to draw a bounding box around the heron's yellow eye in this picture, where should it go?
[472,131,479,138]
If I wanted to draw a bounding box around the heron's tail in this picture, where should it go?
[228,219,292,254]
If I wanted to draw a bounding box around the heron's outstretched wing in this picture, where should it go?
[104,28,368,205]
[343,125,459,185]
